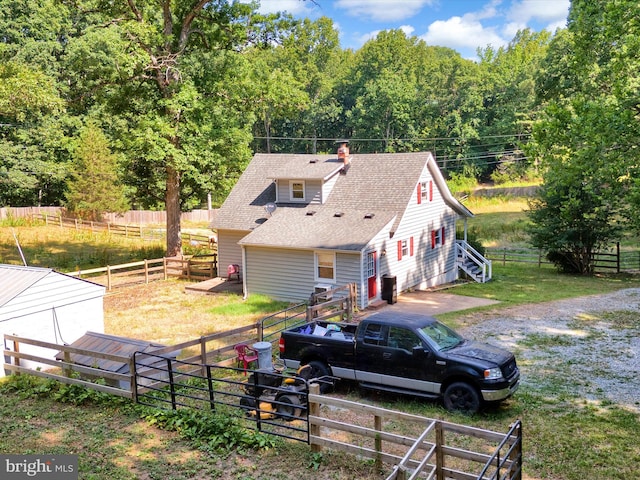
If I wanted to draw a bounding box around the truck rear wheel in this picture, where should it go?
[443,382,481,414]
[305,360,332,393]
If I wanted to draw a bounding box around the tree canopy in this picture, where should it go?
[526,0,640,273]
[10,0,635,266]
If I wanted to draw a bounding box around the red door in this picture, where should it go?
[367,251,377,299]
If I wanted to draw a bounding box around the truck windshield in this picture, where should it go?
[419,322,463,351]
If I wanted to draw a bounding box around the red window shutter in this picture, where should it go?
[431,230,436,249]
[417,183,422,204]
[441,226,445,245]
[410,237,414,256]
[397,240,403,260]
[429,181,433,201]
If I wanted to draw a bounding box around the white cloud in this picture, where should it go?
[399,25,415,37]
[335,0,436,23]
[507,0,570,24]
[421,15,506,53]
[256,0,316,16]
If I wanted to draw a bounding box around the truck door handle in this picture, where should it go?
[383,352,392,360]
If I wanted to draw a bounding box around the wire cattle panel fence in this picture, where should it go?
[133,352,310,443]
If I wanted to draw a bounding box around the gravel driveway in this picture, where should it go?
[455,288,640,412]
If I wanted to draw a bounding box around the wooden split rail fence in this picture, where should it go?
[307,384,522,480]
[32,213,215,248]
[486,243,640,273]
[67,255,218,290]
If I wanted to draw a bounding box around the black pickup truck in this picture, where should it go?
[278,311,519,413]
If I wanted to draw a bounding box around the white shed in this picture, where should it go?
[0,264,106,377]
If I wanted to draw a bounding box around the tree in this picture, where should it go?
[65,123,128,220]
[526,0,640,273]
[477,29,551,183]
[51,0,269,257]
[0,61,67,206]
[0,0,73,207]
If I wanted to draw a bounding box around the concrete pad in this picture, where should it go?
[385,290,499,315]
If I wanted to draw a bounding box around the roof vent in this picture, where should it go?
[333,212,344,218]
[309,159,318,164]
[306,211,316,216]
[364,213,375,219]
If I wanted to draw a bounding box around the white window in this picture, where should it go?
[290,180,305,201]
[420,181,428,201]
[401,240,409,257]
[315,251,335,281]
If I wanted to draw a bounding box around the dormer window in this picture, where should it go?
[290,180,305,201]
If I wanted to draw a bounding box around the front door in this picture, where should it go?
[366,251,377,299]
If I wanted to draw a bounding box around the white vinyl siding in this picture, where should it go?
[217,230,247,278]
[244,247,361,303]
[276,179,323,204]
[390,166,459,292]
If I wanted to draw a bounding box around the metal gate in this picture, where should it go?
[132,352,310,443]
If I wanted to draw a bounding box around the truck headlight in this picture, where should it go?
[484,368,504,380]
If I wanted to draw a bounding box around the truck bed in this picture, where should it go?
[288,321,357,342]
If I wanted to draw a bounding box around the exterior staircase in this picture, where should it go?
[456,240,492,283]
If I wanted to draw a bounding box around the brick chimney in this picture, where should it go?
[336,140,350,166]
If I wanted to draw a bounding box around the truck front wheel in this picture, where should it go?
[443,382,481,414]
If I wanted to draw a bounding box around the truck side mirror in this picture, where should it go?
[413,345,430,357]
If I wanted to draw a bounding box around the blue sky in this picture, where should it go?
[256,0,570,60]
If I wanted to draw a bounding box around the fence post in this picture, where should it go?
[129,354,137,403]
[12,339,21,371]
[309,383,321,452]
[435,421,444,480]
[616,242,620,273]
[107,265,112,291]
[163,258,168,280]
[206,365,215,411]
[167,358,177,410]
[200,336,207,377]
[63,351,72,378]
[144,259,149,284]
[374,414,383,471]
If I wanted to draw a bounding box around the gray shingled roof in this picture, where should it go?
[265,154,343,180]
[212,151,472,247]
[239,208,396,251]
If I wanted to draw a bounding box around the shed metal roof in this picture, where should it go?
[0,264,50,308]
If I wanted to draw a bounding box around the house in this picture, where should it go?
[0,264,106,377]
[211,147,489,309]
